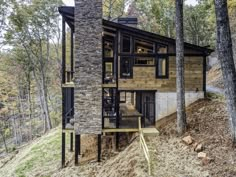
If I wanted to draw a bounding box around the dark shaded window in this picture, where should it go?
[104,39,114,57]
[122,35,131,53]
[157,44,168,54]
[134,57,155,66]
[134,39,154,54]
[156,57,168,78]
[120,57,133,78]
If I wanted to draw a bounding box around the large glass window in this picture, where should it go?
[134,57,155,66]
[134,39,154,54]
[122,35,131,53]
[120,57,133,78]
[104,39,114,57]
[157,57,168,78]
[104,62,115,83]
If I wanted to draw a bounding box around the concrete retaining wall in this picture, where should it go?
[155,91,204,120]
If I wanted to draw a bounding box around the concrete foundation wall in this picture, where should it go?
[155,91,204,120]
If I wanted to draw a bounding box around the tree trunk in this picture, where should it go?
[27,75,33,140]
[214,0,236,145]
[0,129,8,153]
[175,0,187,135]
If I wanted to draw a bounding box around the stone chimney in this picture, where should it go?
[74,0,103,134]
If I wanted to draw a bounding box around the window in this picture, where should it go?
[120,57,133,78]
[122,35,131,53]
[134,39,154,54]
[157,44,168,54]
[157,57,168,78]
[134,57,155,66]
[103,61,115,84]
[104,39,114,57]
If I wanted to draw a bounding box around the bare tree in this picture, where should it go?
[214,0,236,145]
[175,0,187,135]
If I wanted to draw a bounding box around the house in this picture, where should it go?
[58,0,213,167]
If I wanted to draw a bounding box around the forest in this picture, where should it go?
[0,0,236,176]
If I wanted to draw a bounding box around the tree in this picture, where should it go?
[214,0,236,145]
[176,0,187,135]
[103,0,128,20]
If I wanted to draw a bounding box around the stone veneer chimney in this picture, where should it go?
[74,0,103,134]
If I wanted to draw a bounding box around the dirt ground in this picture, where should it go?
[157,98,236,177]
[1,97,236,177]
[207,64,224,89]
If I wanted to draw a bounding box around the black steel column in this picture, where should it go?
[62,17,66,84]
[70,30,74,79]
[75,134,80,165]
[98,134,102,162]
[70,132,73,152]
[62,132,66,168]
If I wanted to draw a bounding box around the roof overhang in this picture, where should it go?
[58,6,214,56]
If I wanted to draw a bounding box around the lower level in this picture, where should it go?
[102,88,204,130]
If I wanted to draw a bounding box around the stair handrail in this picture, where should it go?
[138,117,151,175]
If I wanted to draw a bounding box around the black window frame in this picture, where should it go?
[134,57,156,66]
[156,55,169,79]
[120,56,133,79]
[103,35,115,84]
[121,34,132,54]
[119,32,169,79]
[134,38,155,54]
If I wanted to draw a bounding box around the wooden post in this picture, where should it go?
[62,132,66,168]
[75,134,80,165]
[98,134,102,162]
[70,132,73,152]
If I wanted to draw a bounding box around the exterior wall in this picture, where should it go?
[74,0,103,134]
[155,91,204,120]
[118,56,204,91]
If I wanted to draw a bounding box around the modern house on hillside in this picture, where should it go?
[59,0,213,167]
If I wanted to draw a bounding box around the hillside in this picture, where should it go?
[0,95,235,177]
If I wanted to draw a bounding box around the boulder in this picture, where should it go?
[198,152,207,159]
[195,143,203,152]
[182,135,193,145]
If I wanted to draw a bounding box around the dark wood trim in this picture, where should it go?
[70,132,73,152]
[97,134,102,162]
[62,132,66,168]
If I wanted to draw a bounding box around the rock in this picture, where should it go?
[195,143,203,152]
[182,135,193,145]
[202,157,213,165]
[192,142,198,149]
[198,152,207,159]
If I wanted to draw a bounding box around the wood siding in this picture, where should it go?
[118,56,203,91]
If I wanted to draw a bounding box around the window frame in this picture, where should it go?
[120,34,132,54]
[134,38,155,54]
[120,56,133,79]
[156,55,169,79]
[134,57,156,66]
